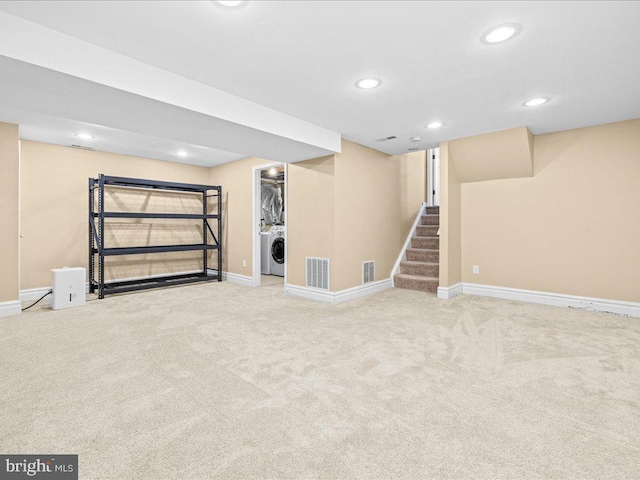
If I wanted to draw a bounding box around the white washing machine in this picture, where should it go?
[269,226,285,277]
[260,232,271,275]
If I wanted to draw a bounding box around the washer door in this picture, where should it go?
[271,237,285,264]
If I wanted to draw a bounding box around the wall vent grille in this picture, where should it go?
[68,144,95,151]
[306,257,329,290]
[363,260,375,284]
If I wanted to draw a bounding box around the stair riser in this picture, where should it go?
[425,206,440,215]
[394,275,438,293]
[416,226,439,237]
[421,215,439,226]
[406,250,439,262]
[411,237,439,249]
[400,263,439,277]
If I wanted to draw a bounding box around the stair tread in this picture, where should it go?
[395,273,439,281]
[407,248,439,252]
[401,260,439,266]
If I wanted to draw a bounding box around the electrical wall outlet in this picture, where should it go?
[242,260,247,267]
[473,265,480,274]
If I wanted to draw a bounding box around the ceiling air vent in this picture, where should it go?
[375,135,397,142]
[68,144,95,151]
[306,257,329,290]
[363,260,375,284]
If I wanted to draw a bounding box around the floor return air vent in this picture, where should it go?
[363,261,375,284]
[306,257,329,290]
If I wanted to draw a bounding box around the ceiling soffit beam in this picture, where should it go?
[0,55,335,163]
[0,11,341,157]
[448,127,534,183]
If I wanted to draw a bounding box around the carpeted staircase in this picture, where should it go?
[394,206,439,293]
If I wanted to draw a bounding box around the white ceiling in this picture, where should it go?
[0,106,246,168]
[0,53,336,166]
[0,1,639,164]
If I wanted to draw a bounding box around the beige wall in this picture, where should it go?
[333,141,425,291]
[207,156,281,277]
[438,142,461,287]
[449,126,534,183]
[399,150,429,234]
[19,137,425,295]
[460,119,640,302]
[0,122,20,302]
[207,139,426,292]
[16,118,640,305]
[288,155,335,287]
[208,154,336,287]
[20,141,211,289]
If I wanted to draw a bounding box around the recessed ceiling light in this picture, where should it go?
[427,122,443,129]
[268,167,278,177]
[483,24,518,44]
[355,77,382,90]
[410,136,421,143]
[75,133,94,140]
[216,0,244,6]
[176,150,189,158]
[523,97,549,107]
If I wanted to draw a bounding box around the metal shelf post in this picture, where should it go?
[217,186,222,282]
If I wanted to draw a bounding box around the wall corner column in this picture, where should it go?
[0,122,20,317]
[438,142,462,291]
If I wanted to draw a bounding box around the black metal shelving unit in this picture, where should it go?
[89,174,222,298]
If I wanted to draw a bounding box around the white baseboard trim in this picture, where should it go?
[462,283,640,318]
[286,278,393,305]
[0,300,22,318]
[286,284,335,304]
[20,286,53,302]
[437,283,463,299]
[225,272,254,287]
[334,279,393,304]
[207,269,254,287]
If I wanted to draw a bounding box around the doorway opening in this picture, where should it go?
[252,162,287,289]
[427,147,440,206]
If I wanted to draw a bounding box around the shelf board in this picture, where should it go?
[101,273,220,295]
[99,175,220,193]
[97,244,219,256]
[96,212,219,219]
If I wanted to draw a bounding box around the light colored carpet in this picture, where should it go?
[1,282,639,479]
[261,275,284,286]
